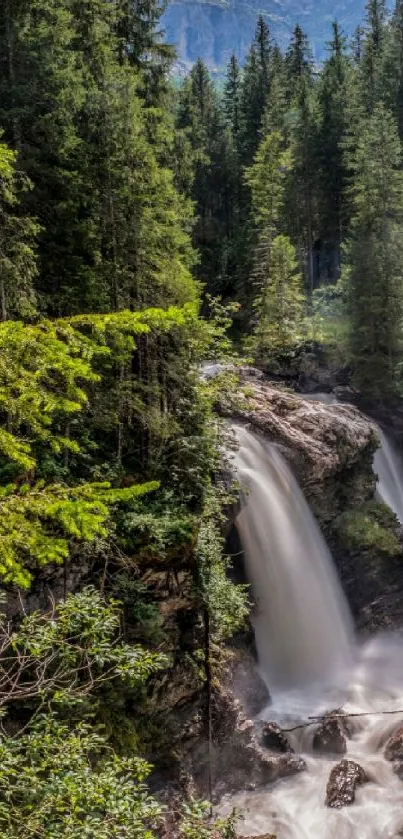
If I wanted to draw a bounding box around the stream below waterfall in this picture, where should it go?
[220,416,403,839]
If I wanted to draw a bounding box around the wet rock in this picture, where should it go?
[313,710,350,756]
[227,649,270,718]
[384,726,403,779]
[242,835,276,839]
[326,759,369,809]
[182,690,306,800]
[384,725,403,762]
[262,722,294,754]
[392,761,403,780]
[225,370,377,528]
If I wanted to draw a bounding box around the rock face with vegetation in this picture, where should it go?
[163,0,366,70]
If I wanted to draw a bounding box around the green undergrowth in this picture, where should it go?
[333,501,402,558]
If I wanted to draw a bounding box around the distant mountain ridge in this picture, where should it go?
[162,0,368,70]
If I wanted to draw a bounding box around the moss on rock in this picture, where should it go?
[334,501,402,558]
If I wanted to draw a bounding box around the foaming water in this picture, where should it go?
[232,425,353,692]
[219,636,403,839]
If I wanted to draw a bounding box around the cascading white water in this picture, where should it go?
[219,636,403,839]
[232,425,354,691]
[374,430,403,524]
[218,417,403,839]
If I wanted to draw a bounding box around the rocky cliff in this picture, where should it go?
[163,0,367,72]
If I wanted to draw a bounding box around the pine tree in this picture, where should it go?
[285,24,313,97]
[352,25,365,64]
[264,44,288,133]
[252,235,305,357]
[316,22,351,281]
[0,0,94,314]
[224,54,242,141]
[177,59,236,295]
[383,0,403,137]
[361,0,387,111]
[343,103,403,400]
[244,129,305,352]
[239,16,273,165]
[245,131,291,238]
[0,139,38,320]
[114,0,175,104]
[283,75,318,293]
[0,0,197,315]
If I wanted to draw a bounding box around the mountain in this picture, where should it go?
[162,0,367,71]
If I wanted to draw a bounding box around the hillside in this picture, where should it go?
[162,0,367,70]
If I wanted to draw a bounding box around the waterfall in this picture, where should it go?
[232,425,354,692]
[218,416,403,839]
[374,431,403,524]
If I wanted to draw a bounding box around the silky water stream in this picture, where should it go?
[219,424,403,839]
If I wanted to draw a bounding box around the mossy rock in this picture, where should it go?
[334,501,402,559]
[331,500,403,630]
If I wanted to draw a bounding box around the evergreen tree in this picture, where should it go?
[316,22,351,280]
[361,0,387,110]
[252,235,305,357]
[0,139,38,320]
[352,25,365,63]
[0,0,196,314]
[285,24,313,97]
[0,0,91,313]
[244,129,305,351]
[224,54,242,140]
[284,75,318,293]
[383,0,403,137]
[114,0,175,104]
[239,16,273,165]
[177,60,236,295]
[343,104,403,400]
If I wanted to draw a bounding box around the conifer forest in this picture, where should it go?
[3,2,403,837]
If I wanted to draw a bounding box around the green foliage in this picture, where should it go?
[244,128,307,355]
[177,59,239,296]
[335,501,402,557]
[179,800,238,839]
[245,131,291,234]
[0,716,162,839]
[342,103,403,400]
[310,284,350,363]
[250,234,306,358]
[0,0,197,314]
[197,510,249,644]
[0,481,158,588]
[0,587,166,709]
[0,139,38,321]
[112,575,166,645]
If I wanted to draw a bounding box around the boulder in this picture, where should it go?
[182,689,306,800]
[384,725,403,779]
[262,722,294,754]
[384,725,403,762]
[225,370,377,527]
[313,710,350,756]
[326,759,369,809]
